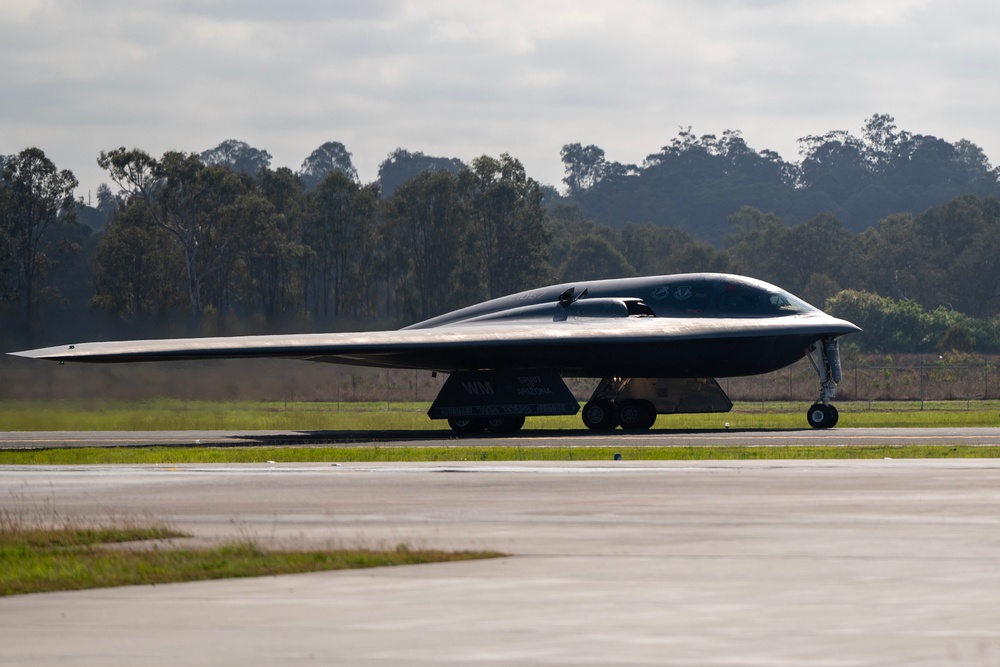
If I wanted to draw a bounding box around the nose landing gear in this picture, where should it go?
[806,337,843,429]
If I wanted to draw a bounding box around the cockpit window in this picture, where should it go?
[649,281,715,314]
[648,278,818,317]
[717,283,761,314]
[625,299,656,317]
[717,282,816,316]
[765,290,815,314]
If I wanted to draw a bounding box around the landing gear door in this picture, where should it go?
[428,371,580,420]
[618,377,733,414]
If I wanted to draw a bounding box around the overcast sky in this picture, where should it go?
[3,0,999,200]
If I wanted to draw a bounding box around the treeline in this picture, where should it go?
[549,195,1000,353]
[4,125,1000,355]
[93,147,549,325]
[0,144,550,345]
[563,114,1000,244]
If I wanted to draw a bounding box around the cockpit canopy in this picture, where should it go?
[648,278,817,317]
[406,273,820,329]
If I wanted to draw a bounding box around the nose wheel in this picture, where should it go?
[807,403,839,429]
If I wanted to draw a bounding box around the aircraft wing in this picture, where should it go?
[9,313,859,378]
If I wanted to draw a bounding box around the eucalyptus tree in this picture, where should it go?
[91,203,184,318]
[97,147,254,317]
[251,167,309,318]
[298,141,358,191]
[199,139,272,176]
[560,143,637,196]
[302,171,378,319]
[382,169,473,321]
[560,143,608,196]
[0,147,78,322]
[377,149,465,198]
[466,154,550,299]
[618,222,727,277]
[557,234,635,282]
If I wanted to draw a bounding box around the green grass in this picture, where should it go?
[2,443,1000,465]
[1,399,999,431]
[0,399,449,432]
[1,399,999,465]
[0,520,502,597]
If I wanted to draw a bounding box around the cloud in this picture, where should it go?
[3,0,1000,197]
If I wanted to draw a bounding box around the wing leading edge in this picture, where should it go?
[11,312,858,378]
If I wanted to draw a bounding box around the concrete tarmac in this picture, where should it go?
[3,426,1000,448]
[3,458,1000,665]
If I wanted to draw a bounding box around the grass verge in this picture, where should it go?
[2,443,1000,465]
[0,517,502,596]
[1,399,999,431]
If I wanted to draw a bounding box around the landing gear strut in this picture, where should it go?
[806,337,843,429]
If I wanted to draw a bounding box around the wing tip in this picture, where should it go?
[7,345,76,361]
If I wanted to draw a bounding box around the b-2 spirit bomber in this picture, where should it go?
[13,273,860,433]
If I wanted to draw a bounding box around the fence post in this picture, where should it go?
[919,357,925,410]
[854,355,859,402]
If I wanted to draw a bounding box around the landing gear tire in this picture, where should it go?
[448,416,486,434]
[582,399,619,431]
[807,403,839,429]
[618,399,657,431]
[484,415,526,434]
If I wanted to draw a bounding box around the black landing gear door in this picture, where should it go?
[428,371,580,420]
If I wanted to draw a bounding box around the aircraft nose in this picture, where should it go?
[830,317,862,334]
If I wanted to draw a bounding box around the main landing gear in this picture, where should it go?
[430,371,578,435]
[582,379,657,432]
[581,377,733,432]
[805,337,843,429]
[581,396,657,432]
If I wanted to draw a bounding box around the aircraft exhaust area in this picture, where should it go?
[3,432,1000,665]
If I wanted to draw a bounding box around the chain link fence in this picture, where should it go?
[4,354,999,405]
[722,354,999,405]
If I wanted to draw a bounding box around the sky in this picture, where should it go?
[3,0,1000,202]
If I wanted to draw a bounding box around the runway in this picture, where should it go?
[3,426,1000,448]
[3,456,1000,665]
